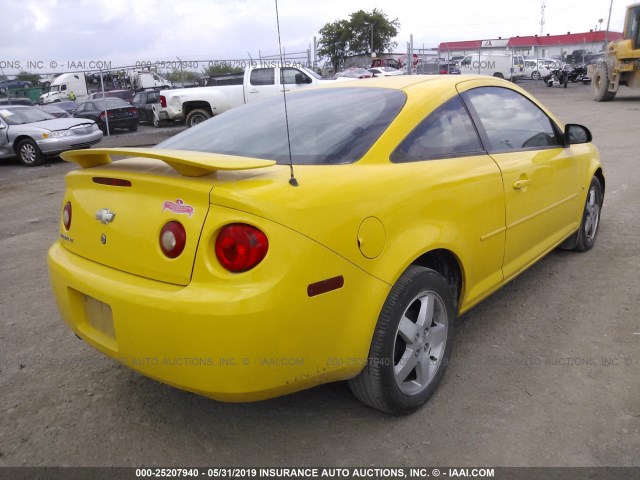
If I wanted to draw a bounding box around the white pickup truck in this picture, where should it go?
[153,64,344,128]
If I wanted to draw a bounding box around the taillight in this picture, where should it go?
[215,224,268,273]
[160,95,167,108]
[159,221,186,258]
[128,108,137,114]
[62,202,72,230]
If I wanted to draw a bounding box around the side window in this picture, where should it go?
[75,103,85,113]
[391,96,483,163]
[60,84,67,91]
[463,87,561,151]
[132,94,141,104]
[461,56,471,67]
[149,92,159,103]
[281,68,305,84]
[250,68,275,86]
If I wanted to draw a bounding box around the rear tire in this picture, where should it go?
[531,71,541,80]
[592,68,616,102]
[128,124,138,132]
[16,138,45,167]
[493,72,504,79]
[185,108,211,127]
[348,266,455,415]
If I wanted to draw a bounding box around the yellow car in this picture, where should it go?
[48,76,604,414]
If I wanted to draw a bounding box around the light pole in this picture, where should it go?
[604,0,614,47]
[365,23,374,53]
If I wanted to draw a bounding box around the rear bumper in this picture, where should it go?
[48,211,390,401]
[99,117,139,130]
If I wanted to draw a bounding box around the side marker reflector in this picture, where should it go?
[307,276,344,297]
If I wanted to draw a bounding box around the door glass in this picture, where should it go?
[250,68,275,86]
[281,68,305,84]
[463,87,560,151]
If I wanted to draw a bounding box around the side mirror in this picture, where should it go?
[564,124,592,146]
[0,123,6,130]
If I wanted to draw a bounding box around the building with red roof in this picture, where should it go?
[439,30,622,60]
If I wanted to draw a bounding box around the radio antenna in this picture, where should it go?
[274,0,298,187]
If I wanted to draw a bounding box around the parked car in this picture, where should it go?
[336,67,373,79]
[415,62,461,75]
[536,58,563,70]
[154,65,341,128]
[131,90,161,124]
[368,67,404,77]
[36,104,72,118]
[524,60,551,80]
[0,105,102,166]
[73,97,139,133]
[49,76,603,414]
[53,101,79,115]
[0,80,33,90]
[0,97,34,106]
[88,89,134,103]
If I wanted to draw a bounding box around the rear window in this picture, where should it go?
[94,98,130,109]
[157,88,406,165]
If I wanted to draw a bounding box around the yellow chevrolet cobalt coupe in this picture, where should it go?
[48,76,603,414]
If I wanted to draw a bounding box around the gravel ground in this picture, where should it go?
[0,80,638,467]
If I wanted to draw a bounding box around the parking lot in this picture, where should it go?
[0,80,638,467]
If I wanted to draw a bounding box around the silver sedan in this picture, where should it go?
[0,105,103,166]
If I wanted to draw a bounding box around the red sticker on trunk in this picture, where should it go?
[162,199,194,217]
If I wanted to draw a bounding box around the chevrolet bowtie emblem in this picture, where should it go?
[96,208,116,224]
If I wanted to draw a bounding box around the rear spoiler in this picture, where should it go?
[61,148,277,177]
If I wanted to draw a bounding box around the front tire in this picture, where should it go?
[348,266,455,415]
[185,108,211,127]
[531,71,541,80]
[573,177,603,252]
[16,139,45,167]
[592,67,616,102]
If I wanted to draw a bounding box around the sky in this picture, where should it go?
[0,0,627,75]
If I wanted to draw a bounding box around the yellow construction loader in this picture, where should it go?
[591,3,640,101]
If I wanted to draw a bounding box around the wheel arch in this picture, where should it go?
[182,101,214,118]
[13,135,38,153]
[410,248,464,314]
[594,167,605,196]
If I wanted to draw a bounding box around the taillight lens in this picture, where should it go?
[160,95,167,108]
[159,221,186,258]
[62,202,72,230]
[215,224,268,273]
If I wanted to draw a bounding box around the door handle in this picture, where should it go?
[280,88,290,92]
[513,179,530,190]
[248,89,259,93]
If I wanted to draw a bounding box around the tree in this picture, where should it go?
[317,20,351,72]
[348,9,400,55]
[201,64,243,77]
[317,9,400,71]
[16,71,41,86]
[165,69,202,84]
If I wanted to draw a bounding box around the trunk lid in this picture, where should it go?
[60,149,276,285]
